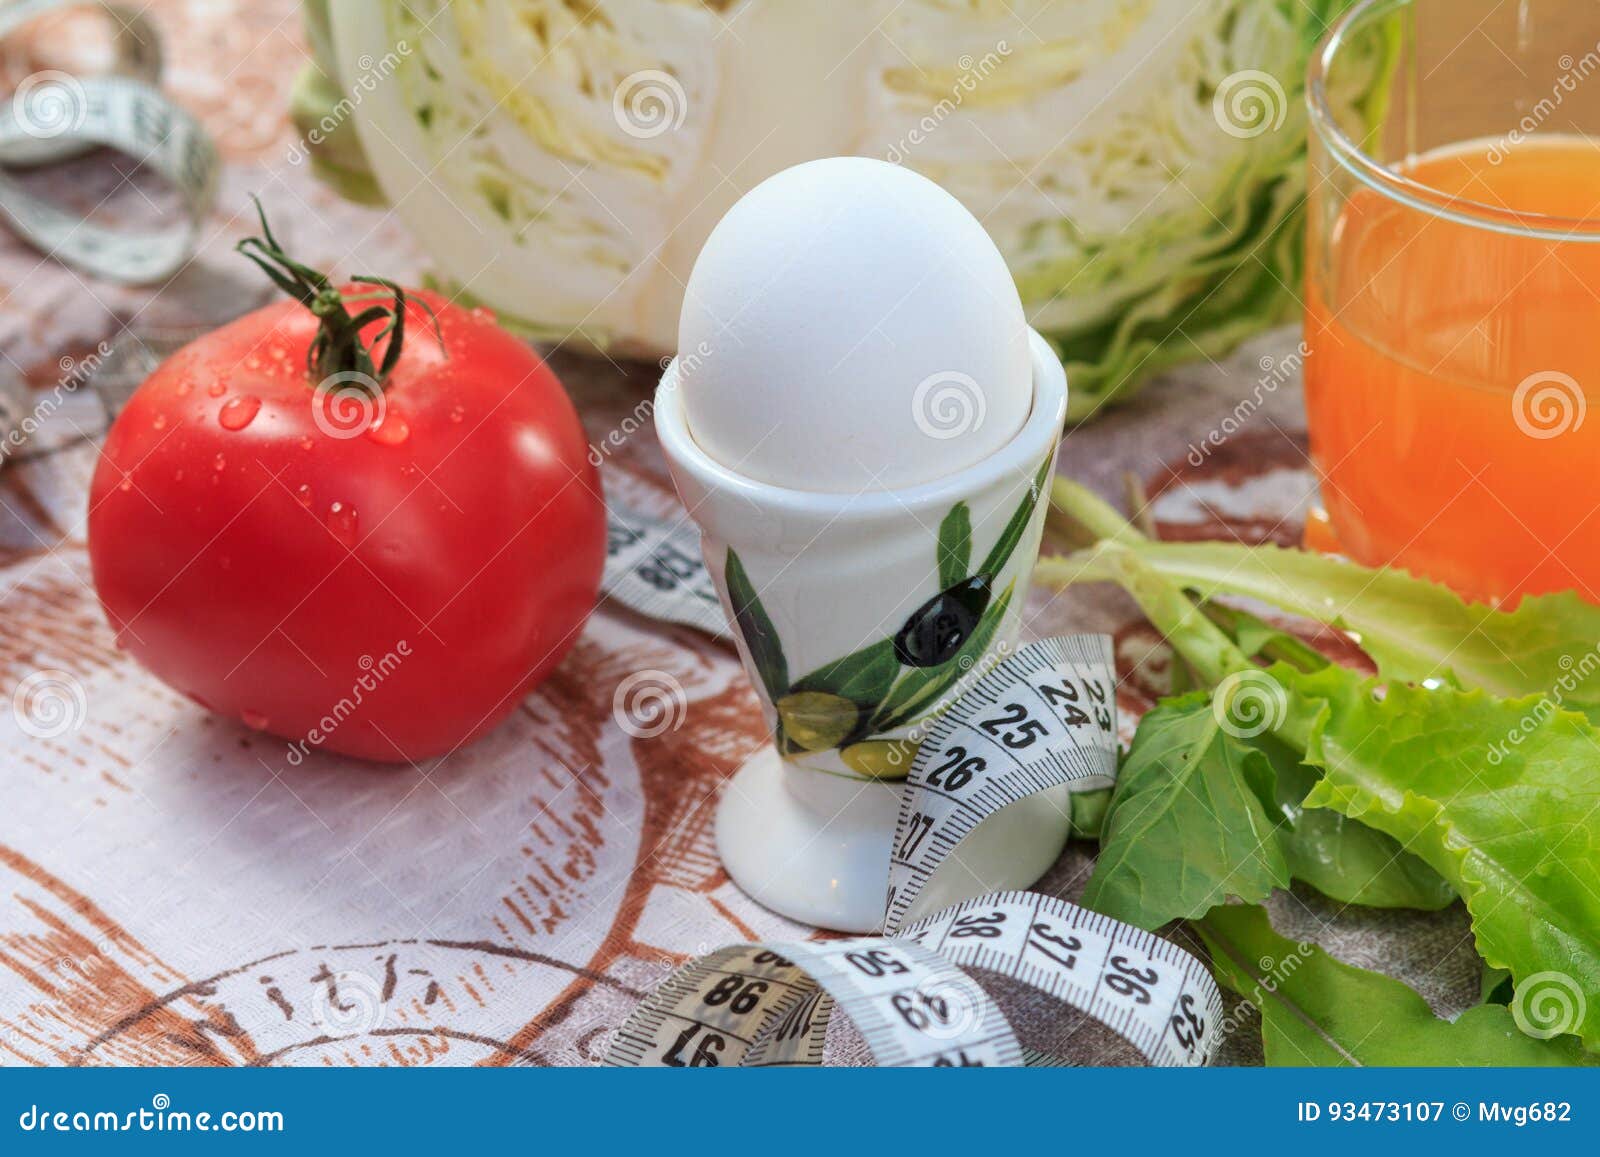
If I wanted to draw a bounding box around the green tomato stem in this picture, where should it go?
[234,195,443,390]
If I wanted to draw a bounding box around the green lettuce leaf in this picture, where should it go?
[1084,694,1289,928]
[1086,691,1452,927]
[1288,665,1600,1049]
[1047,539,1600,721]
[1267,740,1454,911]
[1197,904,1592,1066]
[1047,479,1600,1049]
[1069,786,1113,842]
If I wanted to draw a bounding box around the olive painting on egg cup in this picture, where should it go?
[724,454,1054,780]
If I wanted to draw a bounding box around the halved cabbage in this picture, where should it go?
[296,0,1370,419]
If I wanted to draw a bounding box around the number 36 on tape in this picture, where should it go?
[605,636,1225,1069]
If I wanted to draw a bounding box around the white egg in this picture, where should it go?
[676,157,1032,493]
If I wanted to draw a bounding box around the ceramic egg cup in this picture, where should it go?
[656,330,1069,932]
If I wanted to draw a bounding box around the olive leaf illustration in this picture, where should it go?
[977,453,1053,579]
[936,502,972,590]
[724,549,788,704]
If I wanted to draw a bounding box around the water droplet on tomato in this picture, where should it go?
[218,395,261,431]
[245,355,262,371]
[117,477,132,492]
[175,380,192,397]
[367,411,410,446]
[449,405,465,423]
[241,709,269,730]
[151,413,167,431]
[294,483,313,508]
[207,379,226,398]
[213,453,226,472]
[173,469,184,482]
[326,501,359,548]
[299,436,315,451]
[470,305,495,323]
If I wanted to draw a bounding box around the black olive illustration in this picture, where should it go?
[893,575,993,668]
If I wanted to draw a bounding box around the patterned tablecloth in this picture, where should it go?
[0,1,1485,1067]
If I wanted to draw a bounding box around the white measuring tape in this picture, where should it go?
[886,633,1118,931]
[0,1,217,283]
[603,474,731,640]
[607,633,1224,1068]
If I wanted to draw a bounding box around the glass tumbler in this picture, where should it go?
[1306,0,1600,604]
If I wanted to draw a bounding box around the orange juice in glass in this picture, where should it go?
[1305,0,1600,605]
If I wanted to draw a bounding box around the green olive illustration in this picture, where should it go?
[776,691,860,752]
[840,739,922,779]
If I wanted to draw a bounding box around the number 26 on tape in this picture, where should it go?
[926,746,985,792]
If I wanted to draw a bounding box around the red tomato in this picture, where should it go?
[88,282,604,763]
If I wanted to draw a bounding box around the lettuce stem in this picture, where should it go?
[1043,477,1316,749]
